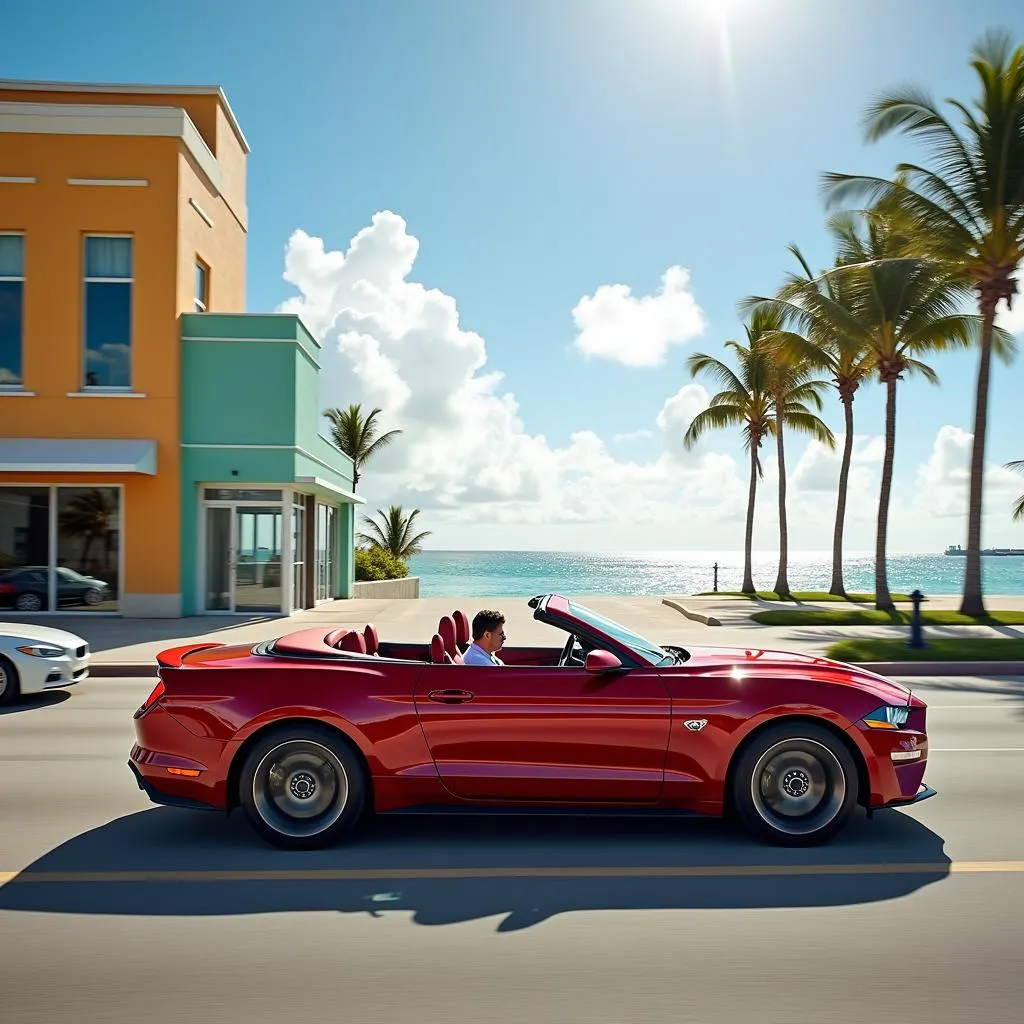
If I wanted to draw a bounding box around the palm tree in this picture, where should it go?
[821,28,1024,615]
[58,489,116,572]
[358,505,431,560]
[758,209,992,611]
[683,311,775,594]
[762,338,836,599]
[1007,461,1024,521]
[323,403,402,491]
[744,239,872,597]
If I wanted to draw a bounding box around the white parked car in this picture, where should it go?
[0,623,90,706]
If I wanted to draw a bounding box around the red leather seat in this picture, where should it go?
[452,609,470,651]
[430,634,447,664]
[339,630,367,654]
[324,629,350,649]
[437,615,462,663]
[363,624,379,655]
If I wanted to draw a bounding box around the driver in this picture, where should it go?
[463,610,506,665]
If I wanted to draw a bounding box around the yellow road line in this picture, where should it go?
[2,861,1024,886]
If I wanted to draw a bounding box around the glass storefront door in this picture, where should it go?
[234,507,283,613]
[203,495,284,613]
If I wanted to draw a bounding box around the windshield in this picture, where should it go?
[566,601,673,667]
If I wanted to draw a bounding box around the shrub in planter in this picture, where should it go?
[355,545,410,582]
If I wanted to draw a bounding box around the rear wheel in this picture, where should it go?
[0,655,20,708]
[238,725,368,849]
[732,723,858,846]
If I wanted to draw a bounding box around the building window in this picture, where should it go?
[195,259,209,312]
[83,236,132,388]
[0,234,24,388]
[0,485,120,612]
[57,487,120,611]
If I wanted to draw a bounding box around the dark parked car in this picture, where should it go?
[0,566,110,611]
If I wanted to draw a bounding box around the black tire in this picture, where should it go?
[238,724,368,850]
[14,591,43,612]
[731,722,858,847]
[0,655,20,708]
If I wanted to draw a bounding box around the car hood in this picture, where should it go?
[0,621,88,647]
[674,644,916,705]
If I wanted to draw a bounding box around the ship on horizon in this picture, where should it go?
[944,544,1024,556]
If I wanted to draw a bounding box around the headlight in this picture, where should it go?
[16,644,65,659]
[863,705,910,730]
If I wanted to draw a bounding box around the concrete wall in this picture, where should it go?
[352,576,420,599]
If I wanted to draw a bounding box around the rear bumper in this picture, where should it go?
[128,760,221,812]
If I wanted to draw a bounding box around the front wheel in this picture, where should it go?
[238,725,368,849]
[0,655,20,708]
[732,723,858,846]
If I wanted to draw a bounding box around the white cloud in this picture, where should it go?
[277,212,747,546]
[791,434,883,495]
[570,266,707,367]
[612,429,654,443]
[276,211,1019,553]
[911,424,1021,520]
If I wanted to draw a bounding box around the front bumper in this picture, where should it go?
[12,649,90,695]
[883,783,937,808]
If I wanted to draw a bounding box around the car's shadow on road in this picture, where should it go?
[0,690,71,715]
[0,807,950,930]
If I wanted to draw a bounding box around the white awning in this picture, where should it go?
[294,475,363,503]
[0,438,157,475]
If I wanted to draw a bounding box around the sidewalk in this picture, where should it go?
[7,592,1023,677]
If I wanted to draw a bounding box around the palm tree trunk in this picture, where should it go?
[829,396,855,597]
[742,445,758,594]
[959,299,996,617]
[773,418,791,599]
[875,377,898,612]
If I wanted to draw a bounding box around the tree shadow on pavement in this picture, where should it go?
[0,807,951,931]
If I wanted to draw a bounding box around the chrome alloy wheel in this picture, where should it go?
[750,737,847,837]
[251,739,350,840]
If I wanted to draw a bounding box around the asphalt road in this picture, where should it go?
[2,674,1024,1024]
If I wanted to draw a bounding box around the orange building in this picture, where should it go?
[0,80,249,616]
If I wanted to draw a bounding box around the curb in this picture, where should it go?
[661,598,721,627]
[91,664,157,678]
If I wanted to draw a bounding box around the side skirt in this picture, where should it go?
[378,804,713,818]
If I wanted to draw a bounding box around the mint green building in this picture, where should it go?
[179,313,361,616]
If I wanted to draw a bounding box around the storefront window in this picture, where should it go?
[0,487,52,612]
[56,487,120,611]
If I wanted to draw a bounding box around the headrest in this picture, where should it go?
[339,630,367,654]
[438,615,458,656]
[324,628,350,649]
[430,634,445,664]
[452,609,470,649]
[363,623,379,655]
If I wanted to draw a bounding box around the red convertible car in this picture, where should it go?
[129,594,933,849]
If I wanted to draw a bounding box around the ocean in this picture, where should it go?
[406,550,1024,598]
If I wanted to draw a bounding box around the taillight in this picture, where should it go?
[0,583,14,594]
[136,679,165,717]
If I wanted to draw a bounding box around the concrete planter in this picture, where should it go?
[351,576,420,599]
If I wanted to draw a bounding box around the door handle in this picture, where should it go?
[427,689,475,704]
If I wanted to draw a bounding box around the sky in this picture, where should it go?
[8,0,1024,552]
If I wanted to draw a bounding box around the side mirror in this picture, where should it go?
[585,649,622,672]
